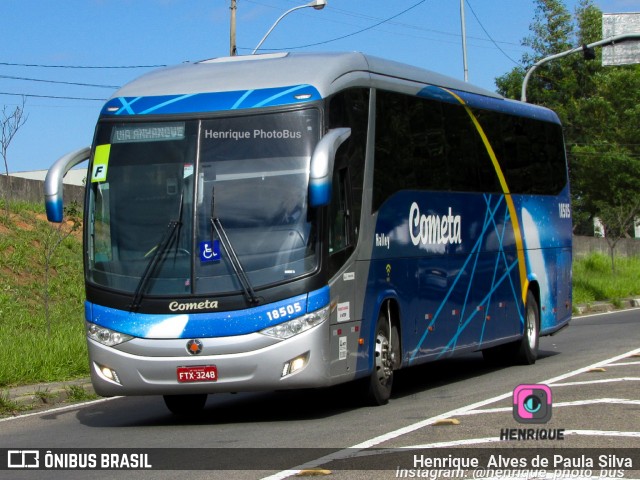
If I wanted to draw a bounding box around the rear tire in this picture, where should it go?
[163,394,208,416]
[514,290,540,365]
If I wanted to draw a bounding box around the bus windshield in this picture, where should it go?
[87,109,320,299]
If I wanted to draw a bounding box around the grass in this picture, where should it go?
[1,200,640,389]
[0,391,25,416]
[65,384,99,402]
[572,253,640,306]
[0,200,87,388]
[33,388,56,404]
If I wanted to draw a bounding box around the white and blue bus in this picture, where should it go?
[45,52,572,414]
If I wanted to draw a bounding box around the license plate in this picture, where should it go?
[177,365,218,383]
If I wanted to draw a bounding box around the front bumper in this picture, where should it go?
[88,322,332,397]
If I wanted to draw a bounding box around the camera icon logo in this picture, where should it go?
[513,384,552,423]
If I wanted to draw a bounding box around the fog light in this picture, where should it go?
[281,352,309,378]
[291,356,306,372]
[95,362,121,385]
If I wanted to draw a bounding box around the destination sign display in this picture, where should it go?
[111,122,185,143]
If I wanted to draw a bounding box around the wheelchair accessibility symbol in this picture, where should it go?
[199,240,221,263]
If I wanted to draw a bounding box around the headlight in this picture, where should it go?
[260,306,329,339]
[86,322,133,346]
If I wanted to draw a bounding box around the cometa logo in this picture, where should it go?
[409,202,462,246]
[169,299,219,312]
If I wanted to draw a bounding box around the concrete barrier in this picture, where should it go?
[572,235,640,258]
[0,174,84,208]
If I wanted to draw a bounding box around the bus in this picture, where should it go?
[45,52,572,415]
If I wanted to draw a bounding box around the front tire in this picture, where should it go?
[365,312,396,405]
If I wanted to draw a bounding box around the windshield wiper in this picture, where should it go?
[129,192,184,312]
[210,186,260,306]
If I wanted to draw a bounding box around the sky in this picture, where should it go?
[1,0,637,174]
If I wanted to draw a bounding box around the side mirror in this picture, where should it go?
[44,147,91,222]
[308,128,351,207]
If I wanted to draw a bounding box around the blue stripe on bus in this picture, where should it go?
[101,85,322,116]
[86,286,330,339]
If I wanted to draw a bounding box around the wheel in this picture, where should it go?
[365,312,397,405]
[514,290,540,365]
[163,394,207,416]
[482,291,539,366]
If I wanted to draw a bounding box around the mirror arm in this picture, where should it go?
[309,128,351,207]
[44,147,91,222]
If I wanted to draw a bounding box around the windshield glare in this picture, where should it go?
[87,109,320,298]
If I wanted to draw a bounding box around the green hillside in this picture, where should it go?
[0,201,87,387]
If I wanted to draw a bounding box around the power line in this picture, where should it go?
[248,0,523,46]
[0,92,106,101]
[0,74,119,89]
[465,0,521,66]
[0,61,165,69]
[243,0,525,52]
[244,0,429,52]
[245,0,457,39]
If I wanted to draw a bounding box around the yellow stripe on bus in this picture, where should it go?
[441,88,529,304]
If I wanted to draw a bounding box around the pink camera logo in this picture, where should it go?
[513,384,552,423]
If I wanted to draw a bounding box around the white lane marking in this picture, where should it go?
[461,398,640,415]
[563,429,640,438]
[551,377,640,387]
[573,307,640,319]
[260,346,640,480]
[0,397,120,423]
[400,429,640,447]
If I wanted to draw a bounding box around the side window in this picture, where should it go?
[374,90,497,211]
[441,102,499,193]
[373,91,414,211]
[327,88,369,276]
[373,89,567,208]
[329,167,350,254]
[477,110,567,195]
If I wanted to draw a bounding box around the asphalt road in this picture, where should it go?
[1,308,639,480]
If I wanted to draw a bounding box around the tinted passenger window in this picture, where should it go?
[373,90,567,211]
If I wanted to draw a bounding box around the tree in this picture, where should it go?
[496,0,576,108]
[495,0,640,271]
[571,145,640,271]
[1,97,28,217]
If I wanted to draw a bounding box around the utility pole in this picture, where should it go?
[230,0,237,56]
[460,0,468,82]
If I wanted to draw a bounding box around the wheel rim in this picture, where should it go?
[374,330,393,385]
[526,305,537,350]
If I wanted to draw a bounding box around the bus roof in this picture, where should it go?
[104,51,559,124]
[112,51,498,99]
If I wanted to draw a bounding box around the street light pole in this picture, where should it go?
[252,0,327,55]
[521,32,640,102]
